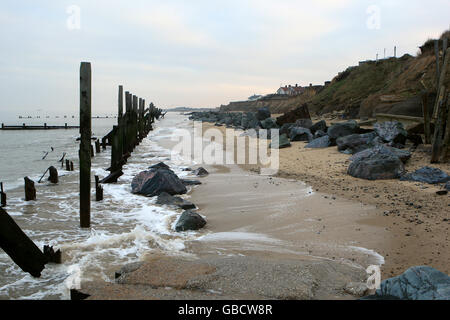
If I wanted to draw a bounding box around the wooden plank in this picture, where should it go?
[79,62,92,228]
[0,207,47,277]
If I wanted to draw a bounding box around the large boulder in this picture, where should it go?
[276,104,311,126]
[149,162,171,170]
[260,118,278,130]
[350,145,411,164]
[280,123,295,136]
[374,121,407,145]
[294,119,313,129]
[256,107,271,121]
[156,192,196,210]
[269,133,291,149]
[348,152,405,180]
[314,130,327,139]
[193,167,209,177]
[310,120,327,134]
[175,210,206,232]
[362,266,450,300]
[305,135,331,149]
[400,166,450,184]
[327,120,360,143]
[336,132,378,154]
[289,127,313,142]
[131,168,187,196]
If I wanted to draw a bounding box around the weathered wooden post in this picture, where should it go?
[48,166,58,184]
[95,175,103,201]
[118,86,124,158]
[66,159,71,171]
[70,161,74,172]
[0,182,6,207]
[95,139,101,154]
[90,144,94,158]
[24,177,36,201]
[0,207,47,277]
[125,91,132,153]
[79,62,91,228]
[435,40,440,88]
[132,95,138,149]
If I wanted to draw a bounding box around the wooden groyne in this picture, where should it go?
[0,123,79,130]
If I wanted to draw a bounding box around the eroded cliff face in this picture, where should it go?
[220,31,448,119]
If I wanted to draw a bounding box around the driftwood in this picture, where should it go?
[100,170,123,184]
[24,177,36,201]
[0,207,47,277]
[38,168,50,183]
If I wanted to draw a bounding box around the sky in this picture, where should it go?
[0,0,449,119]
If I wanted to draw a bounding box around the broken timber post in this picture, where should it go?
[132,95,138,149]
[70,161,74,172]
[79,62,92,228]
[48,166,58,184]
[90,144,94,158]
[118,86,124,160]
[66,159,71,171]
[125,92,132,153]
[43,245,62,264]
[95,175,103,201]
[1,182,6,207]
[110,125,121,172]
[0,207,47,277]
[95,139,101,154]
[24,177,36,201]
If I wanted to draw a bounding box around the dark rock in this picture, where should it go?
[348,152,405,180]
[289,127,313,142]
[305,135,331,149]
[327,120,360,143]
[193,167,209,177]
[436,190,448,196]
[131,169,187,196]
[336,132,378,154]
[400,166,450,184]
[149,162,171,170]
[156,192,196,210]
[256,107,271,121]
[260,118,278,129]
[280,123,295,136]
[374,121,407,145]
[363,266,450,300]
[350,145,411,164]
[294,119,313,129]
[314,130,327,139]
[269,134,291,149]
[175,210,206,232]
[276,104,311,126]
[181,179,202,186]
[310,120,327,134]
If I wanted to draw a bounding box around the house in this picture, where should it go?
[276,84,306,96]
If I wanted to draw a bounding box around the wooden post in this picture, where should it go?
[70,161,74,172]
[110,125,120,172]
[0,207,47,277]
[90,144,94,158]
[24,177,36,201]
[118,86,124,158]
[95,175,103,201]
[1,182,6,207]
[435,40,440,89]
[125,92,132,153]
[48,166,58,184]
[132,95,138,149]
[422,92,431,144]
[95,139,101,154]
[79,62,91,228]
[66,159,71,171]
[431,88,448,163]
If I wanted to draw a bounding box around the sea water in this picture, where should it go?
[0,113,198,299]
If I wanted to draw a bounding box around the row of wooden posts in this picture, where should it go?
[425,39,450,163]
[79,62,163,228]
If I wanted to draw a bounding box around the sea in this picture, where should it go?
[0,113,200,299]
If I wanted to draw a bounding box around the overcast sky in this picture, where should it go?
[0,0,448,119]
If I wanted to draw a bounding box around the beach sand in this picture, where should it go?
[81,118,449,300]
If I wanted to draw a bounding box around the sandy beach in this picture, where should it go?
[78,114,449,300]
